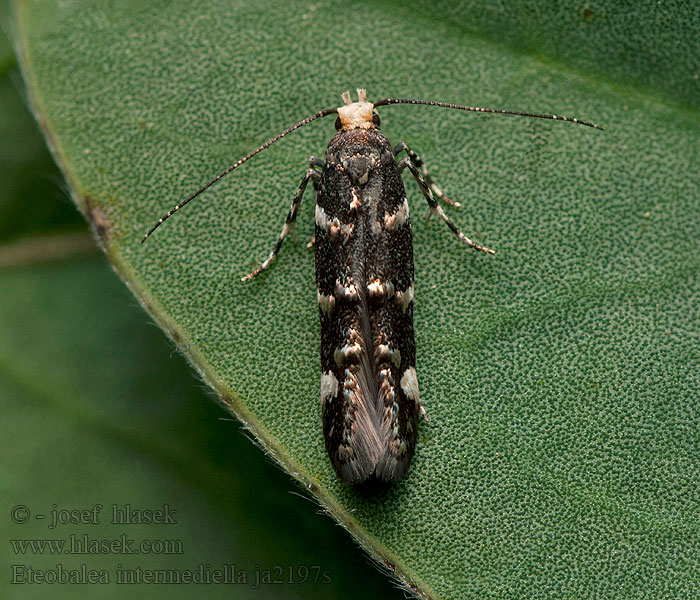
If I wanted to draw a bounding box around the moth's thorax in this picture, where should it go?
[326,128,392,186]
[337,88,375,131]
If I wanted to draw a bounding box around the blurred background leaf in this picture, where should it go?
[5,0,700,598]
[0,24,83,241]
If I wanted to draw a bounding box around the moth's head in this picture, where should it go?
[335,88,381,131]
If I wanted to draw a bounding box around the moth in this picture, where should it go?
[143,89,601,484]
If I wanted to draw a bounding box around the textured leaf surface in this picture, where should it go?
[13,0,700,598]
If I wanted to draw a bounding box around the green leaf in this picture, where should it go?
[12,0,700,598]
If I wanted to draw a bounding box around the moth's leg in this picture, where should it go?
[306,157,324,248]
[398,156,494,255]
[309,156,325,169]
[394,141,460,207]
[242,157,323,281]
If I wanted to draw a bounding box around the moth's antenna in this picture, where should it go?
[374,98,603,130]
[142,107,338,242]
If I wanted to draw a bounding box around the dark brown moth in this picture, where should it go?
[143,88,601,484]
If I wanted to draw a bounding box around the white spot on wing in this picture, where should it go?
[334,280,358,300]
[350,189,361,211]
[317,290,336,316]
[334,343,362,367]
[400,367,420,407]
[316,204,354,239]
[315,204,329,229]
[321,370,339,406]
[395,283,414,313]
[384,198,410,230]
[368,278,395,300]
[375,344,391,359]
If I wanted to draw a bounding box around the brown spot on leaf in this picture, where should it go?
[581,7,595,22]
[84,195,112,244]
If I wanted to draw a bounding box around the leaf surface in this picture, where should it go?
[13,1,700,597]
